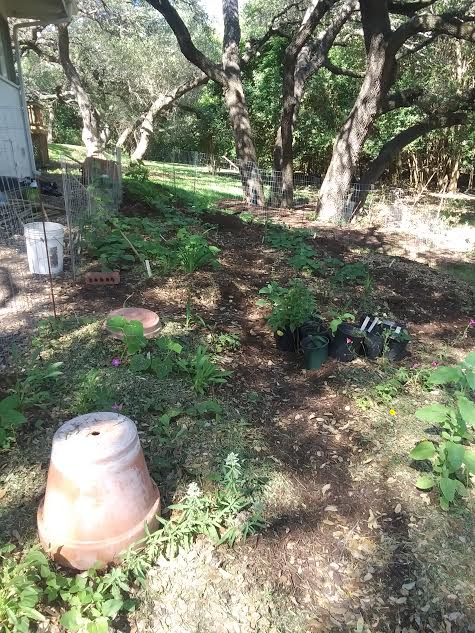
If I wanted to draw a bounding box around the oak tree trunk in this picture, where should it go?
[318,0,393,221]
[57,24,107,157]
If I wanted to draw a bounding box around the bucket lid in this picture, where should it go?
[24,221,64,236]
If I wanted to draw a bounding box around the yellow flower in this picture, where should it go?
[389,409,396,416]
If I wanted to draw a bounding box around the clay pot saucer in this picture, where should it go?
[38,412,160,570]
[106,306,161,339]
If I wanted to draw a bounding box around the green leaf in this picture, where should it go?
[440,496,450,511]
[415,404,451,424]
[457,396,475,428]
[415,474,434,490]
[466,370,475,390]
[21,606,46,622]
[129,354,151,373]
[429,366,464,385]
[60,607,84,631]
[106,316,127,330]
[3,408,26,426]
[101,598,123,618]
[445,442,465,471]
[439,477,457,502]
[463,351,475,369]
[463,449,475,473]
[410,440,436,460]
[87,617,109,633]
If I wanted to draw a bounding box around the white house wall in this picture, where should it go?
[0,75,32,179]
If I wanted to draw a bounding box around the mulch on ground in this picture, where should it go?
[8,207,475,632]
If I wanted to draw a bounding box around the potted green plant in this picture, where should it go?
[258,280,316,351]
[301,334,329,370]
[328,311,363,362]
[384,329,410,361]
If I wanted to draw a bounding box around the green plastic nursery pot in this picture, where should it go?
[301,335,329,370]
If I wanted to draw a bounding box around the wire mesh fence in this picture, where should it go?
[0,148,122,366]
[134,148,375,225]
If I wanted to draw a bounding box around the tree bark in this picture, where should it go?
[146,0,263,203]
[130,75,208,161]
[279,0,338,207]
[352,112,466,213]
[317,1,475,222]
[272,0,357,206]
[222,0,263,204]
[318,0,394,221]
[57,24,107,157]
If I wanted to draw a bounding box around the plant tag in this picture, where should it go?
[368,317,379,333]
[360,316,370,332]
[395,326,401,334]
[145,259,152,278]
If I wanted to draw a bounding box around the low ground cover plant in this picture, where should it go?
[0,361,62,449]
[410,352,475,509]
[0,453,261,632]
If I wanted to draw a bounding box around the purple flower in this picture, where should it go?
[431,360,439,367]
[112,402,124,411]
[412,362,420,369]
[469,319,475,327]
[346,338,353,344]
[111,357,122,367]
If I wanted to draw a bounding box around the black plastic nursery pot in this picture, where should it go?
[386,339,409,361]
[274,326,298,352]
[329,323,364,362]
[361,327,384,359]
[301,336,329,370]
[299,320,331,342]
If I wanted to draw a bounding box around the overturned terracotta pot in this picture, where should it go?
[106,306,161,339]
[38,412,160,570]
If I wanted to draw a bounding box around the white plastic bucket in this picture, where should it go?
[24,222,64,275]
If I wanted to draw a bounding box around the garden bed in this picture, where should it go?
[1,194,474,633]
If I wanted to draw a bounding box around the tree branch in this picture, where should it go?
[242,1,303,65]
[145,0,225,84]
[323,57,364,78]
[388,0,438,16]
[390,12,475,54]
[380,86,424,112]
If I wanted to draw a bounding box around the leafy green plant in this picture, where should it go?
[0,361,63,449]
[329,311,355,334]
[287,245,322,273]
[178,345,231,394]
[264,226,310,252]
[0,545,48,632]
[128,336,183,379]
[11,362,63,409]
[184,297,206,329]
[332,262,370,287]
[427,351,475,393]
[258,279,316,336]
[410,352,475,509]
[71,369,117,415]
[0,545,133,633]
[213,332,241,353]
[125,160,149,182]
[410,438,474,510]
[176,228,220,273]
[106,317,147,356]
[0,395,26,449]
[123,453,264,570]
[384,329,411,344]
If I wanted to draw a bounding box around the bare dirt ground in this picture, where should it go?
[1,205,474,633]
